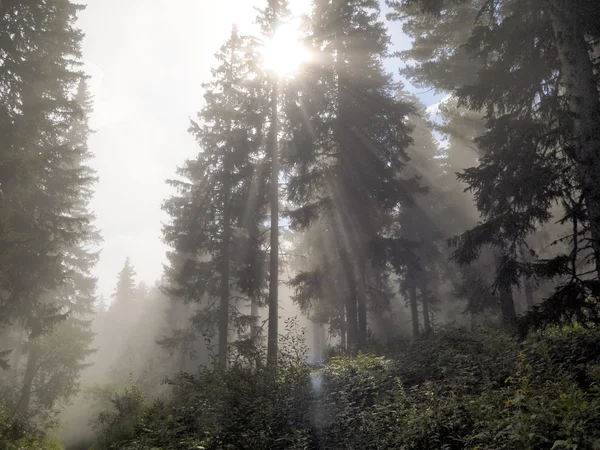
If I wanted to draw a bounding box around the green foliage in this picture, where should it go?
[90,325,600,450]
[0,402,65,450]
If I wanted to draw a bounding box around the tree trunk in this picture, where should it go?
[218,27,237,368]
[218,184,231,367]
[495,252,517,326]
[549,0,600,278]
[345,277,359,353]
[10,327,25,384]
[408,280,419,340]
[340,314,347,351]
[313,322,324,361]
[267,78,279,368]
[356,256,367,348]
[524,275,535,308]
[14,339,39,416]
[343,253,358,352]
[250,297,260,340]
[419,280,432,337]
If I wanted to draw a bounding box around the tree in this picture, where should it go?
[285,0,417,350]
[162,26,269,367]
[255,0,292,367]
[110,258,137,315]
[390,0,600,331]
[11,78,99,418]
[0,0,90,344]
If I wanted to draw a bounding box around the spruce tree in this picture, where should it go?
[0,0,90,341]
[163,26,269,367]
[255,0,292,367]
[285,0,417,349]
[110,258,137,314]
[10,76,99,417]
[390,0,600,330]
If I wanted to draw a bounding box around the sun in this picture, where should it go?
[262,19,309,77]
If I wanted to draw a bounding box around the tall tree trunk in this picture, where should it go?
[313,321,323,361]
[495,252,517,326]
[345,276,359,353]
[356,256,367,348]
[267,78,279,368]
[524,275,535,308]
[250,297,260,340]
[419,280,432,337]
[218,27,237,368]
[408,280,419,340]
[340,313,347,351]
[343,253,358,352]
[218,182,231,367]
[10,327,25,384]
[14,339,39,417]
[549,0,600,278]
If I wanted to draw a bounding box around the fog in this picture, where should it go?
[3,0,592,448]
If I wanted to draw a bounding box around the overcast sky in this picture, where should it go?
[77,0,444,300]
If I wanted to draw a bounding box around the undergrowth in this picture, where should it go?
[90,323,600,449]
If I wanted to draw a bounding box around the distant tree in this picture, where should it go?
[110,258,137,314]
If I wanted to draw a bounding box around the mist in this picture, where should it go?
[2,0,600,449]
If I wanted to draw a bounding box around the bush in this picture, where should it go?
[91,324,600,450]
[0,403,65,450]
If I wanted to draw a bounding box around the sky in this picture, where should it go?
[77,0,445,300]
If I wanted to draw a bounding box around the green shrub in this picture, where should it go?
[90,324,600,450]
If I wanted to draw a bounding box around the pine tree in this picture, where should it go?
[391,0,600,330]
[395,92,447,338]
[110,258,137,314]
[162,26,269,367]
[0,0,90,341]
[285,0,417,350]
[255,0,292,367]
[11,76,99,417]
[0,3,99,416]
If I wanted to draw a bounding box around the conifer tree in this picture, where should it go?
[0,0,90,341]
[390,0,600,330]
[163,26,269,367]
[110,258,137,314]
[11,77,99,417]
[255,0,292,367]
[285,0,417,349]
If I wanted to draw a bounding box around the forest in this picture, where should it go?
[1,0,600,448]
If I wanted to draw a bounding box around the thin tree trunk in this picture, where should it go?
[340,310,347,351]
[10,327,25,383]
[267,78,279,368]
[549,0,600,278]
[419,280,432,337]
[218,184,231,367]
[250,297,260,340]
[14,339,39,416]
[218,26,237,368]
[524,276,535,308]
[357,256,367,348]
[408,280,419,340]
[343,253,358,352]
[345,278,359,353]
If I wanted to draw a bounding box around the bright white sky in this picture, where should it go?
[77,0,444,300]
